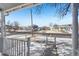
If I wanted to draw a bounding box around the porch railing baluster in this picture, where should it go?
[24,41,25,56]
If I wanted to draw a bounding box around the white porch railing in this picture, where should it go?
[3,37,30,56]
[1,33,73,56]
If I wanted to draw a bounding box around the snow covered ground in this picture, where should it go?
[1,33,72,56]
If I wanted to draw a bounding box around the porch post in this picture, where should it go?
[0,9,5,55]
[71,3,78,56]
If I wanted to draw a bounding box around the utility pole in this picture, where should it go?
[30,9,33,37]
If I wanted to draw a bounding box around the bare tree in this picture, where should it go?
[6,20,13,32]
[53,24,59,29]
[49,23,53,30]
[7,20,10,26]
[13,21,19,32]
[35,3,70,18]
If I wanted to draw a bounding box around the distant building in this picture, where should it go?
[58,24,72,33]
[40,26,50,30]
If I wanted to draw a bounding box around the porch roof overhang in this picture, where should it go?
[0,3,41,13]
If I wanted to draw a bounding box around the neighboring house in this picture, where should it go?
[58,24,72,33]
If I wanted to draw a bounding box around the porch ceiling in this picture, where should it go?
[0,3,40,13]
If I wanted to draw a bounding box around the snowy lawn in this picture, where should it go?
[2,33,72,56]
